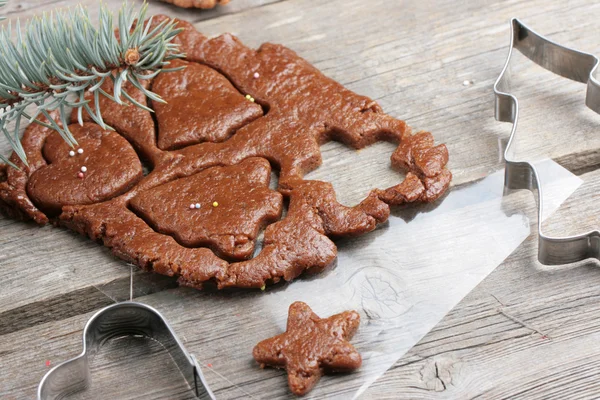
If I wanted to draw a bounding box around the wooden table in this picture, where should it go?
[2,0,600,398]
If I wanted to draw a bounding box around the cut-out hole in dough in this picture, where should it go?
[304,140,404,207]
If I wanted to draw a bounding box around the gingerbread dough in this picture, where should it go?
[0,16,451,289]
[253,302,362,396]
[160,0,230,9]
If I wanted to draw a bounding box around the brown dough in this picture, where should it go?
[130,157,282,260]
[1,16,452,289]
[0,113,61,224]
[73,77,162,166]
[152,59,263,150]
[253,302,362,396]
[27,124,143,216]
[160,0,230,9]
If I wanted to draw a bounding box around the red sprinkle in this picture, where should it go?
[207,363,213,368]
[45,360,51,367]
[77,172,85,179]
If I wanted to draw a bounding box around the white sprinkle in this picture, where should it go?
[77,148,83,154]
[463,80,472,86]
[17,195,23,200]
[253,72,260,79]
[195,203,201,209]
[69,150,75,157]
[189,204,195,209]
[80,166,87,173]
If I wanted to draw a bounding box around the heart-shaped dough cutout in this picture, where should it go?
[27,123,143,216]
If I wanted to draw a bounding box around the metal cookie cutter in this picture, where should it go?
[494,18,600,264]
[38,302,216,400]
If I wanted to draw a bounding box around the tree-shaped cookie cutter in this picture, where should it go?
[494,18,600,264]
[37,302,215,400]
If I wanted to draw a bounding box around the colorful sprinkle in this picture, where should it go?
[77,172,85,179]
[69,150,75,157]
[463,80,472,86]
[77,148,84,154]
[80,166,87,173]
[195,203,201,209]
[189,204,195,209]
[260,284,266,291]
[207,363,213,368]
[45,360,51,367]
[245,94,251,99]
[212,201,219,207]
[253,72,260,79]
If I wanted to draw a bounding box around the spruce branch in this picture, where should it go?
[0,0,6,22]
[0,1,184,168]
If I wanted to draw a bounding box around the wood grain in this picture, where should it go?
[2,0,600,399]
[1,0,285,23]
[367,168,600,399]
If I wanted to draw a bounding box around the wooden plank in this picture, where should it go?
[364,168,600,398]
[0,169,583,399]
[0,0,285,23]
[0,0,283,315]
[2,0,600,398]
[4,0,600,319]
[194,0,600,186]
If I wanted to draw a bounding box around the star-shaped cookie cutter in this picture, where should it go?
[494,18,600,264]
[37,301,215,400]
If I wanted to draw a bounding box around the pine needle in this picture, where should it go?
[0,1,183,167]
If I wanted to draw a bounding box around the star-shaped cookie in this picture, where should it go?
[253,302,362,396]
